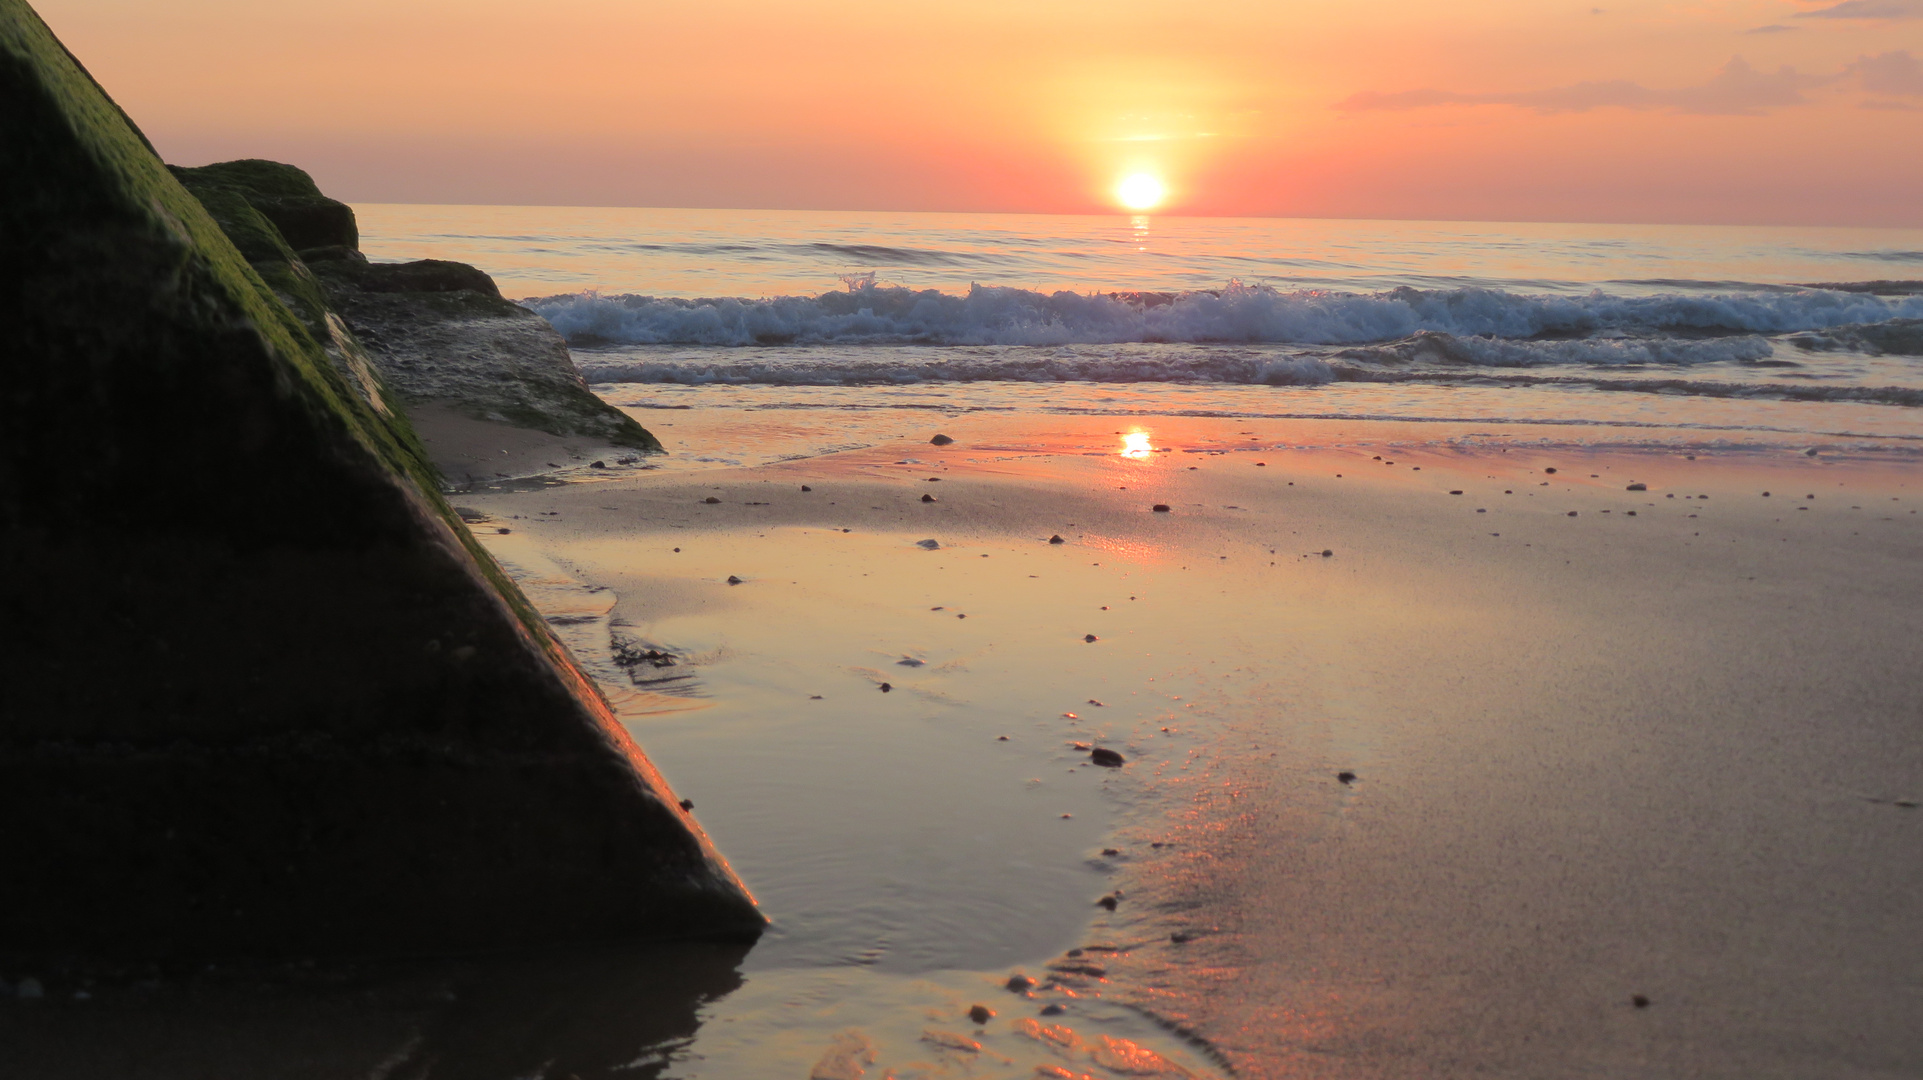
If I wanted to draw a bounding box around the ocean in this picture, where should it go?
[357,205,1923,456]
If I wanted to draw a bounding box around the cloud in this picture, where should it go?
[1338,51,1923,117]
[1337,57,1822,116]
[1844,50,1923,94]
[1794,0,1922,18]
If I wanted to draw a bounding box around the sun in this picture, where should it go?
[1115,173,1166,212]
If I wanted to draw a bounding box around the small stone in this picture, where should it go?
[1545,467,1558,474]
[1627,511,1637,516]
[496,527,511,534]
[1101,848,1120,856]
[879,682,892,692]
[898,657,924,667]
[1049,534,1065,544]
[727,575,743,585]
[1449,490,1463,495]
[921,494,937,503]
[1096,895,1119,911]
[1040,1003,1066,1016]
[801,485,812,491]
[1084,634,1098,643]
[1170,931,1195,943]
[678,799,694,811]
[1627,483,1647,491]
[1337,771,1356,784]
[1256,462,1266,466]
[997,735,1009,741]
[1632,994,1651,1008]
[703,496,721,504]
[1090,747,1125,767]
[930,434,955,445]
[1567,511,1578,517]
[1894,799,1918,809]
[590,460,607,469]
[1152,504,1170,512]
[1762,491,1771,497]
[917,539,941,549]
[1321,549,1333,557]
[967,1004,994,1025]
[673,547,680,552]
[1006,974,1035,993]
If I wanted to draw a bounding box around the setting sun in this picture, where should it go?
[1115,173,1166,212]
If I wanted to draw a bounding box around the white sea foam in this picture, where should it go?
[528,283,1923,349]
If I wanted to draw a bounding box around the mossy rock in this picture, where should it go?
[170,158,358,251]
[0,0,755,961]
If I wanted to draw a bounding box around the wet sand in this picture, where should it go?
[449,408,1921,1078]
[9,409,1915,1079]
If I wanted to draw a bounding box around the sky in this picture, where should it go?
[33,0,1923,225]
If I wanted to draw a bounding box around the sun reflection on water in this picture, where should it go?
[1121,430,1154,458]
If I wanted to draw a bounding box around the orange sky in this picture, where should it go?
[34,0,1923,225]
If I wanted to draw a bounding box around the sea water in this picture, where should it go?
[357,205,1923,454]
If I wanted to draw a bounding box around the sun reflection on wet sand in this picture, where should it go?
[1121,430,1154,459]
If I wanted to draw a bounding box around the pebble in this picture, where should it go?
[590,460,607,469]
[678,799,694,811]
[727,575,743,585]
[997,735,1009,741]
[879,682,893,692]
[967,1004,994,1025]
[496,527,511,534]
[702,496,721,504]
[1040,1003,1066,1016]
[1097,895,1119,911]
[898,657,924,667]
[1171,931,1196,943]
[1567,511,1578,517]
[1090,747,1126,767]
[1152,504,1170,512]
[1101,848,1120,856]
[1545,467,1558,474]
[1632,994,1651,1008]
[801,485,812,491]
[1087,699,1105,706]
[1084,634,1099,642]
[1337,771,1357,784]
[1321,549,1333,557]
[1006,974,1036,993]
[1627,483,1647,491]
[921,493,937,503]
[917,539,941,549]
[930,434,955,445]
[1049,534,1065,544]
[1449,490,1463,495]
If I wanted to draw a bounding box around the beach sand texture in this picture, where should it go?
[440,409,1919,1078]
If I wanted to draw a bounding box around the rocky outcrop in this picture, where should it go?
[169,159,661,455]
[0,0,760,961]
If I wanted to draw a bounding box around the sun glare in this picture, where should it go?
[1121,430,1154,458]
[1115,173,1166,212]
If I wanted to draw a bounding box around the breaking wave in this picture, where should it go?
[528,282,1923,349]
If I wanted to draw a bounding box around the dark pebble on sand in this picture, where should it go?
[590,460,607,469]
[1545,467,1558,474]
[930,434,955,445]
[801,485,812,491]
[967,1004,994,1025]
[1084,634,1099,642]
[703,497,721,504]
[1006,974,1036,993]
[1049,534,1065,544]
[1321,549,1333,557]
[727,575,743,585]
[997,735,1009,741]
[1337,771,1356,783]
[1091,747,1125,767]
[1567,511,1578,517]
[921,493,936,502]
[1171,931,1195,943]
[1152,504,1171,512]
[496,527,511,534]
[1627,483,1647,491]
[1040,1003,1066,1016]
[879,682,892,692]
[678,799,693,811]
[1101,847,1120,856]
[1097,895,1119,911]
[917,539,941,549]
[1449,490,1463,495]
[1632,995,1651,1008]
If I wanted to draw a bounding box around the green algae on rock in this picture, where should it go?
[0,0,759,960]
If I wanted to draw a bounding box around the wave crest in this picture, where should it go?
[527,282,1923,349]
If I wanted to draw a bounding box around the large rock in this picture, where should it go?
[0,0,761,960]
[169,159,662,455]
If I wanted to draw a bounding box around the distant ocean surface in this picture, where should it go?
[356,205,1923,448]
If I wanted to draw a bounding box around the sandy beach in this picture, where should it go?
[436,405,1922,1078]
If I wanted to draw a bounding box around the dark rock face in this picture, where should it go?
[0,0,760,961]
